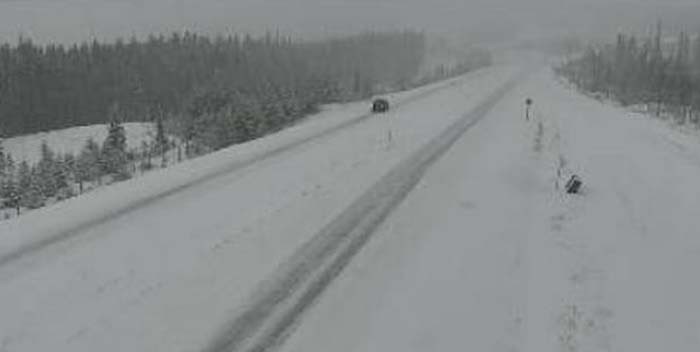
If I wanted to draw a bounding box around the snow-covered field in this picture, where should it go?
[1,60,699,352]
[3,123,153,163]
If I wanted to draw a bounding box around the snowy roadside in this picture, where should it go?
[279,68,700,352]
[0,67,497,263]
[532,71,700,352]
[0,65,520,352]
[558,76,700,156]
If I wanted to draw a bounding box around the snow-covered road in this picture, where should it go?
[203,70,525,352]
[2,61,700,352]
[281,70,700,352]
[0,65,522,351]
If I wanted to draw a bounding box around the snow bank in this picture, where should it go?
[4,123,153,164]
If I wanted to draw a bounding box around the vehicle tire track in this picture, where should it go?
[204,72,527,352]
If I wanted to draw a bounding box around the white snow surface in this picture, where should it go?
[2,61,700,352]
[281,69,700,352]
[3,122,154,164]
[0,65,519,352]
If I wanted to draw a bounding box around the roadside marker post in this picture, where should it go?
[525,98,533,121]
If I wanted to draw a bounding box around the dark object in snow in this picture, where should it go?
[372,98,390,113]
[525,98,533,121]
[565,175,583,194]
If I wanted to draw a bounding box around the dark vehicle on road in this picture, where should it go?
[372,98,390,113]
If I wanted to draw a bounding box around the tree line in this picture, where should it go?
[0,30,427,139]
[558,22,700,124]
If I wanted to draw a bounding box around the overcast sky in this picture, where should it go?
[0,0,699,44]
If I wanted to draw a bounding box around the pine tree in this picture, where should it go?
[0,136,5,181]
[17,161,31,193]
[212,106,241,149]
[76,138,102,192]
[237,94,266,140]
[672,32,692,122]
[1,164,20,216]
[269,99,288,130]
[101,117,130,180]
[21,172,46,210]
[652,21,666,116]
[4,154,15,182]
[56,153,76,200]
[281,89,301,123]
[16,162,44,210]
[0,136,8,208]
[3,183,20,216]
[139,140,154,171]
[153,114,170,167]
[0,139,8,213]
[693,34,700,124]
[36,141,58,198]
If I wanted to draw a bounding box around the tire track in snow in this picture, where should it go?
[204,73,526,352]
[0,74,470,269]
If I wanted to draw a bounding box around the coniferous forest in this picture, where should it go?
[558,23,700,125]
[0,31,426,138]
[0,31,492,218]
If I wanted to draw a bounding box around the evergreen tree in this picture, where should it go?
[153,114,170,167]
[21,171,46,210]
[16,162,44,209]
[101,115,130,180]
[36,141,59,198]
[0,136,5,180]
[139,140,154,171]
[236,94,266,141]
[76,138,102,192]
[4,154,15,183]
[56,153,75,200]
[1,178,19,216]
[261,99,285,132]
[17,161,31,193]
[0,154,18,214]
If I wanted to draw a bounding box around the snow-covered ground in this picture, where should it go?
[530,72,700,352]
[3,122,153,163]
[1,60,699,352]
[0,65,519,352]
[282,68,700,352]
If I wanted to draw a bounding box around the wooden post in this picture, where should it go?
[386,129,393,150]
